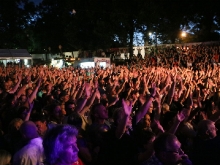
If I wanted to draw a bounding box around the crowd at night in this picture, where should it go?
[0,42,220,165]
[1,0,220,164]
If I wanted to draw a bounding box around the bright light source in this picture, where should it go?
[149,32,152,36]
[181,31,186,37]
[80,62,95,68]
[24,59,28,65]
[72,9,76,14]
[99,62,106,68]
[51,59,64,68]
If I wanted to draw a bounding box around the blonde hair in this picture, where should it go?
[162,103,170,113]
[0,150,11,165]
[8,118,23,133]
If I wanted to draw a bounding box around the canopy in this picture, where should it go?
[0,49,32,59]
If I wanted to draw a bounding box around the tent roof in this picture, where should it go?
[0,49,32,59]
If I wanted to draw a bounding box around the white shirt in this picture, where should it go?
[13,137,44,165]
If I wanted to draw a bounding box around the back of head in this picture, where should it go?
[162,103,170,114]
[197,119,216,139]
[8,118,23,134]
[0,150,11,165]
[198,120,212,134]
[67,112,82,129]
[140,130,155,147]
[20,121,39,140]
[42,94,55,106]
[112,107,124,126]
[49,103,61,113]
[162,111,177,130]
[154,133,177,154]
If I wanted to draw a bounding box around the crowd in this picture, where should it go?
[0,43,220,165]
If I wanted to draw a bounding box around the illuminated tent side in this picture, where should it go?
[0,49,32,66]
[0,49,32,59]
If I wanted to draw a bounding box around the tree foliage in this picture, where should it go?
[0,0,220,53]
[0,0,36,49]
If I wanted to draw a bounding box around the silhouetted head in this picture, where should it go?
[20,121,39,140]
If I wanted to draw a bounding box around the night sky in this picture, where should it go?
[32,0,42,5]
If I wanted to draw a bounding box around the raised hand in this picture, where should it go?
[154,90,161,106]
[37,78,42,87]
[150,83,157,97]
[122,99,132,116]
[85,83,91,98]
[176,110,186,122]
[17,73,22,82]
[124,76,128,83]
[96,88,101,100]
[171,72,177,82]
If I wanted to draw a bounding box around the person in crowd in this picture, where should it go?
[67,112,93,164]
[13,121,44,165]
[1,43,220,165]
[137,130,156,163]
[142,133,192,165]
[2,118,23,155]
[47,102,65,124]
[87,103,110,156]
[192,119,220,165]
[43,124,84,165]
[31,113,56,137]
[0,149,11,165]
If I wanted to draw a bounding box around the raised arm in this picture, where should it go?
[8,73,22,94]
[135,83,156,124]
[79,87,98,116]
[74,83,90,114]
[15,76,28,99]
[115,99,132,139]
[23,78,42,108]
[159,73,170,96]
[116,80,126,95]
[167,109,187,134]
[154,90,162,121]
[23,98,34,121]
[75,82,85,100]
[167,73,177,105]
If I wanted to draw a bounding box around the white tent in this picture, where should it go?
[0,49,32,59]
